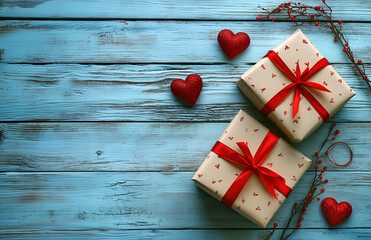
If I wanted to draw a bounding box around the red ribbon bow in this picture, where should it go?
[211,131,292,208]
[260,50,331,121]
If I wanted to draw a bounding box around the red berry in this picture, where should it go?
[291,16,295,20]
[325,151,329,155]
[284,3,288,7]
[338,20,342,24]
[364,76,368,81]
[308,201,311,204]
[309,193,312,197]
[314,187,317,190]
[335,130,340,134]
[267,15,270,20]
[297,223,301,227]
[322,0,326,3]
[343,48,347,52]
[321,8,324,12]
[311,14,315,19]
[306,195,309,199]
[303,208,307,212]
[315,164,319,169]
[324,166,328,169]
[358,60,362,64]
[320,175,323,179]
[345,43,349,47]
[300,216,304,221]
[256,17,260,21]
[277,7,281,11]
[294,202,298,206]
[315,22,319,26]
[319,160,322,163]
[315,152,319,156]
[288,10,292,14]
[304,201,308,204]
[325,179,328,183]
[271,18,275,22]
[321,189,325,193]
[317,197,320,201]
[321,169,324,173]
[332,137,336,140]
[288,2,291,6]
[304,6,307,9]
[270,232,273,236]
[334,38,337,42]
[274,223,278,227]
[333,122,337,126]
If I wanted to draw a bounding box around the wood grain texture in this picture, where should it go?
[0,64,369,122]
[0,122,367,172]
[0,172,369,230]
[1,229,371,239]
[0,0,370,238]
[0,21,370,64]
[0,0,370,21]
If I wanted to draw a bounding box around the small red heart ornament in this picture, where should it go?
[321,197,352,227]
[170,74,202,105]
[217,29,250,59]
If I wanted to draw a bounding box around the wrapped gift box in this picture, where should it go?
[236,29,356,142]
[192,110,312,228]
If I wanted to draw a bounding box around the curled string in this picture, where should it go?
[326,141,353,167]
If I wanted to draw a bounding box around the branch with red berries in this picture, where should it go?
[256,1,370,90]
[264,123,353,240]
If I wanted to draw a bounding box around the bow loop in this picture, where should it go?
[260,51,331,121]
[295,61,301,80]
[211,130,292,207]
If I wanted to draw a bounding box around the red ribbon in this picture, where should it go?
[260,50,331,121]
[211,131,292,208]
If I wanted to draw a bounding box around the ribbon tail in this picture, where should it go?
[258,166,292,198]
[303,82,331,92]
[272,178,292,198]
[292,87,301,118]
[295,61,301,79]
[300,87,330,122]
[258,173,278,199]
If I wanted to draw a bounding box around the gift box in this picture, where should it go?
[236,29,356,142]
[192,110,312,228]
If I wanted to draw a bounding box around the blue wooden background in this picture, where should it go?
[0,0,370,239]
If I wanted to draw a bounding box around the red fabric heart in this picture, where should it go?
[170,74,202,105]
[217,29,250,59]
[321,197,352,227]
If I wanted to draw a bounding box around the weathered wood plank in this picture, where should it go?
[0,122,367,171]
[0,64,369,122]
[0,0,370,21]
[0,21,370,63]
[0,172,369,230]
[1,229,370,239]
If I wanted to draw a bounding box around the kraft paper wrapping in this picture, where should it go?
[236,29,356,142]
[192,110,312,228]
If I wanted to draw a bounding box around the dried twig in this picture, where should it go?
[265,123,340,240]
